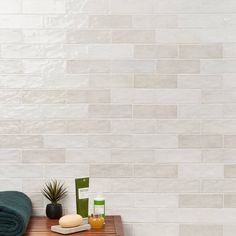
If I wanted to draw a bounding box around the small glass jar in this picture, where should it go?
[89,214,105,229]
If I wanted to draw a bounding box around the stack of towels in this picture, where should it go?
[0,191,32,236]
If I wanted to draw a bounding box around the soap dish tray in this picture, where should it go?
[51,224,91,234]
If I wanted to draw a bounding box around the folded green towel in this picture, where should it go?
[0,191,32,236]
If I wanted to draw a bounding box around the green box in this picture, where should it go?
[75,177,89,218]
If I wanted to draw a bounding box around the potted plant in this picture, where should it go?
[41,180,67,219]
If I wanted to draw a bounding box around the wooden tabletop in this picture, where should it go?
[25,216,124,236]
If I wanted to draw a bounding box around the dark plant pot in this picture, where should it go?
[46,203,62,219]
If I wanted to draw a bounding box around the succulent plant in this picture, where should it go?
[41,180,67,205]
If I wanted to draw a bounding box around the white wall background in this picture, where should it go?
[1,0,236,235]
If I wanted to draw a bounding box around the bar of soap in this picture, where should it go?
[59,214,83,228]
[51,224,91,235]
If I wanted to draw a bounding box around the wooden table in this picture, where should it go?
[25,216,124,236]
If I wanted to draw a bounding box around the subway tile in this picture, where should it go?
[134,164,178,177]
[66,149,110,163]
[133,105,177,119]
[225,165,236,178]
[134,74,177,88]
[111,149,155,163]
[224,194,236,208]
[66,0,109,13]
[202,180,236,193]
[157,120,200,134]
[22,90,66,104]
[67,60,110,74]
[134,44,178,59]
[22,149,65,163]
[89,74,133,88]
[23,0,65,13]
[133,223,179,236]
[156,149,201,163]
[157,180,200,193]
[180,224,223,236]
[90,164,133,177]
[67,30,111,43]
[224,136,236,148]
[111,120,156,134]
[89,15,132,29]
[157,60,200,74]
[132,15,177,28]
[179,164,224,178]
[179,194,223,208]
[178,75,222,89]
[0,150,21,163]
[22,120,66,134]
[179,135,223,148]
[179,44,222,59]
[133,135,178,148]
[67,120,110,133]
[89,104,132,118]
[66,89,110,103]
[43,135,88,148]
[112,30,155,43]
[111,89,201,104]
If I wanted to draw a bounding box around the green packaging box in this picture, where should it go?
[75,177,89,218]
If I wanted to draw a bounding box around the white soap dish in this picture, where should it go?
[51,224,91,235]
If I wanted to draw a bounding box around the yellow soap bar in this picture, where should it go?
[59,214,83,228]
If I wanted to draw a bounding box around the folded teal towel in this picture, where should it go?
[0,191,32,236]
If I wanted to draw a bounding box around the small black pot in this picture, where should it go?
[46,203,62,219]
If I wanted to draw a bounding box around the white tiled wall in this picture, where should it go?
[0,0,236,235]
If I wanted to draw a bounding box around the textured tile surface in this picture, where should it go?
[0,1,234,236]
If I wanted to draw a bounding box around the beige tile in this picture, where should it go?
[202,180,236,193]
[179,44,222,58]
[133,105,177,119]
[67,30,111,43]
[90,164,133,177]
[111,149,155,163]
[112,30,155,43]
[111,120,156,134]
[89,104,132,118]
[133,134,178,148]
[132,15,177,28]
[225,165,236,178]
[202,90,236,104]
[133,223,179,236]
[179,135,223,148]
[134,164,178,177]
[224,194,236,208]
[67,120,110,133]
[135,44,178,59]
[157,180,200,193]
[66,0,109,13]
[156,149,201,163]
[23,0,65,13]
[43,135,88,148]
[89,15,132,28]
[224,135,236,148]
[224,225,236,236]
[157,60,200,74]
[22,120,66,134]
[157,120,200,134]
[0,135,43,148]
[179,194,223,208]
[89,74,133,88]
[22,149,65,163]
[180,225,223,236]
[66,149,110,163]
[0,121,21,134]
[179,164,224,178]
[178,75,222,89]
[66,89,110,103]
[67,60,110,74]
[202,149,236,163]
[0,150,21,163]
[88,135,132,148]
[22,90,66,104]
[134,74,177,88]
